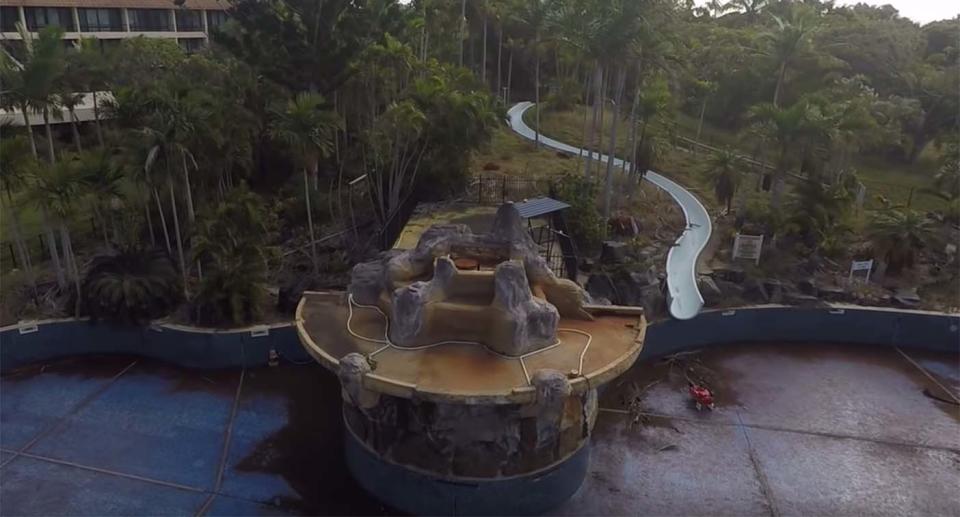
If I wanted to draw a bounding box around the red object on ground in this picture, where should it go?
[689,384,715,410]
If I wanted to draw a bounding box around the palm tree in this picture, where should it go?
[76,150,125,247]
[69,39,107,147]
[790,173,853,249]
[705,148,741,212]
[1,24,66,161]
[868,208,933,276]
[748,101,818,205]
[512,0,549,148]
[83,247,182,324]
[269,92,340,275]
[58,91,85,152]
[0,136,39,296]
[142,107,193,293]
[759,7,818,107]
[27,156,85,312]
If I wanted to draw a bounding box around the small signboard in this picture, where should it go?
[848,259,874,284]
[732,233,763,265]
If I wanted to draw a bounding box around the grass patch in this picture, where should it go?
[530,104,948,213]
[469,126,582,179]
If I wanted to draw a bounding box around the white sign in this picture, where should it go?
[732,233,763,265]
[848,259,874,284]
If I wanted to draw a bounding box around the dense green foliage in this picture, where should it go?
[1,0,957,323]
[553,173,603,250]
[191,187,277,325]
[82,248,181,324]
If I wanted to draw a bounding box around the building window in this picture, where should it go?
[24,7,75,31]
[2,6,20,32]
[128,9,171,31]
[78,8,123,32]
[179,37,204,53]
[175,10,202,31]
[206,10,227,30]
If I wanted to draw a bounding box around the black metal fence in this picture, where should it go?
[469,174,555,205]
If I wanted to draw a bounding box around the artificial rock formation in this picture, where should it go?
[348,203,593,356]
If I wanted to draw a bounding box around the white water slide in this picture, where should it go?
[507,102,712,320]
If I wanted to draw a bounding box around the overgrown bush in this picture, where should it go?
[191,187,278,326]
[82,247,182,324]
[553,173,603,251]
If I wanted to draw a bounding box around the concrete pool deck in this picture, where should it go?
[1,343,957,516]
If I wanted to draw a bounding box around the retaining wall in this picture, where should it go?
[0,320,310,372]
[1,306,957,372]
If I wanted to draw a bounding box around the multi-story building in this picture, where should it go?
[0,0,230,125]
[0,0,229,53]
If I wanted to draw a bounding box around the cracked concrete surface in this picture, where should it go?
[1,343,957,516]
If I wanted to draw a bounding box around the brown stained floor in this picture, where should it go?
[299,293,643,399]
[1,343,958,516]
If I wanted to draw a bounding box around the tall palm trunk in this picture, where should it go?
[624,78,640,177]
[579,69,593,169]
[167,176,188,297]
[506,49,514,104]
[459,0,466,67]
[92,91,104,147]
[68,107,82,152]
[481,14,488,86]
[181,152,196,223]
[534,38,541,148]
[143,186,156,246]
[303,168,319,275]
[771,144,788,206]
[153,186,172,254]
[42,107,56,163]
[180,152,203,281]
[696,95,709,142]
[603,67,626,220]
[59,221,82,317]
[419,1,427,62]
[19,102,39,158]
[597,67,609,175]
[585,63,603,177]
[41,206,66,289]
[58,221,75,282]
[773,60,787,108]
[5,189,37,298]
[496,26,503,97]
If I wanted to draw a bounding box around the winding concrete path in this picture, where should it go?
[507,102,712,320]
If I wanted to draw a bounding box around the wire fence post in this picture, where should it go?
[7,243,17,268]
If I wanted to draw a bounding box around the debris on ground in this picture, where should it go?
[688,383,715,411]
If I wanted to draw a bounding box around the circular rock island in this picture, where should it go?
[296,203,646,515]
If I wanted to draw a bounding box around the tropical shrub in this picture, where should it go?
[553,173,603,251]
[868,208,933,275]
[82,247,182,324]
[191,187,277,326]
